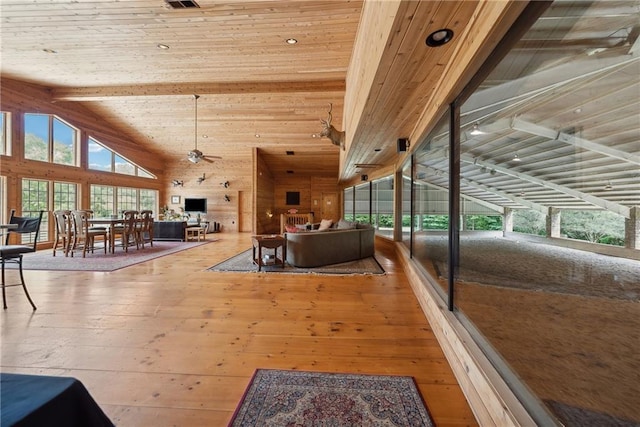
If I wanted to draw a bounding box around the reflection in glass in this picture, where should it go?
[411,112,450,296]
[372,176,393,238]
[456,1,640,423]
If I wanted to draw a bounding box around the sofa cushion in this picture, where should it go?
[318,219,333,231]
[336,219,357,229]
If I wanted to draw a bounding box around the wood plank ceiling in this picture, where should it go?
[0,0,363,178]
[1,0,638,216]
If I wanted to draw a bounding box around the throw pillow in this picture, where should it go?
[318,219,333,231]
[285,224,298,233]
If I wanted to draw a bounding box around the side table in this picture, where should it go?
[251,235,286,271]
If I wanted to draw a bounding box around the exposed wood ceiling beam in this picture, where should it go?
[511,117,640,166]
[461,155,631,218]
[51,80,346,101]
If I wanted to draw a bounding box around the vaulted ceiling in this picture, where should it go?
[1,0,638,217]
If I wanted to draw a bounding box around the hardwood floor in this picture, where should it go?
[1,233,478,426]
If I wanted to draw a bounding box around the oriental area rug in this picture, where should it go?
[228,369,434,427]
[208,249,385,275]
[12,241,210,272]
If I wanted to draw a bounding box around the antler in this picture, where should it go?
[326,103,333,126]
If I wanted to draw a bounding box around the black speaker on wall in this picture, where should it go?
[397,138,409,153]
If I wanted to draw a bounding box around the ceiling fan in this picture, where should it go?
[187,94,220,164]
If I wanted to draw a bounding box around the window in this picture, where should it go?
[90,185,115,217]
[24,113,78,166]
[88,137,155,178]
[372,176,394,237]
[343,187,354,221]
[53,182,78,211]
[0,112,9,156]
[90,184,158,217]
[21,178,49,243]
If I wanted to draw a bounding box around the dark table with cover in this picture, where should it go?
[1,373,114,427]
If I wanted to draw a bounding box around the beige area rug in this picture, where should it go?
[208,249,385,275]
[10,241,211,272]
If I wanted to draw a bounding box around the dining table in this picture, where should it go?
[88,217,123,253]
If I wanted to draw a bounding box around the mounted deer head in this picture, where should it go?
[319,103,345,150]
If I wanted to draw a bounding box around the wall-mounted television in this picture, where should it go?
[184,198,207,213]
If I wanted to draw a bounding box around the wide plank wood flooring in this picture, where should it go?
[1,233,477,426]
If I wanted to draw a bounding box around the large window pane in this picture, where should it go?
[354,182,371,223]
[457,1,640,423]
[412,113,450,296]
[90,185,114,217]
[52,117,76,166]
[21,178,48,243]
[372,176,393,238]
[114,154,135,176]
[343,187,354,221]
[88,138,112,172]
[140,189,158,213]
[0,112,9,156]
[53,182,77,211]
[24,113,49,162]
[118,187,137,211]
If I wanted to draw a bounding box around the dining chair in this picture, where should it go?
[0,209,44,310]
[137,210,154,248]
[70,210,108,257]
[112,210,139,252]
[52,210,73,257]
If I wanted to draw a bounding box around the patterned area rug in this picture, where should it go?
[10,241,211,272]
[208,249,385,275]
[229,369,434,427]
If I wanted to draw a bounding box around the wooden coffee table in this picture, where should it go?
[251,235,286,271]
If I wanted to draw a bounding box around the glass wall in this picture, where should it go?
[411,113,451,296]
[343,186,354,221]
[353,182,371,223]
[394,1,640,424]
[371,176,393,238]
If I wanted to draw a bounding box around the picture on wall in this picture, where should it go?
[171,195,180,204]
[286,191,300,205]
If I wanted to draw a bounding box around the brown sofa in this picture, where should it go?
[284,222,375,268]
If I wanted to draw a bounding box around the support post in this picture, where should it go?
[625,206,639,250]
[546,207,561,238]
[503,208,514,236]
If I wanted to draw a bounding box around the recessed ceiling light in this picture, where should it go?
[469,122,485,136]
[513,153,521,162]
[285,38,298,45]
[43,48,57,54]
[426,29,454,47]
[311,134,317,138]
[202,135,208,138]
[157,43,170,50]
[255,133,260,138]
